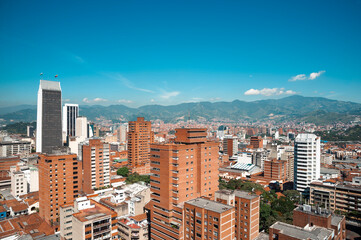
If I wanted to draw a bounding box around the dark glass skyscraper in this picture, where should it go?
[62,103,79,137]
[36,80,63,153]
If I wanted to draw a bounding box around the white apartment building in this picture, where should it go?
[294,133,321,194]
[11,171,28,197]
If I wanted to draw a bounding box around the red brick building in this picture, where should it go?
[215,189,260,240]
[263,159,288,182]
[128,117,153,174]
[250,136,263,149]
[293,205,346,240]
[184,198,235,240]
[269,205,346,240]
[148,128,219,240]
[38,150,82,227]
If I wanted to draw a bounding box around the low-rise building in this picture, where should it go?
[293,205,346,240]
[118,213,148,240]
[184,198,235,240]
[215,190,260,240]
[98,183,150,217]
[0,213,54,239]
[60,197,117,240]
[310,181,361,217]
[0,141,31,157]
[11,170,28,197]
[269,221,334,240]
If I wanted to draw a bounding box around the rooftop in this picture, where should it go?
[331,215,344,227]
[40,80,61,91]
[234,190,259,200]
[73,200,116,222]
[320,167,340,174]
[271,221,333,240]
[230,162,255,171]
[185,198,234,214]
[0,213,53,239]
[294,205,332,218]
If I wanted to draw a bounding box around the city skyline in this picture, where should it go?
[1,0,361,107]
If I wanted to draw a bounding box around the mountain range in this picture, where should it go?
[1,95,361,124]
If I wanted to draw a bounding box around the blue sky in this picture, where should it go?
[0,0,360,107]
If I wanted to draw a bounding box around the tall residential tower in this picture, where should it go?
[294,133,321,195]
[148,128,219,240]
[128,117,153,174]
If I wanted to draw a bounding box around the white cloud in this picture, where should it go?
[309,70,325,80]
[244,89,261,95]
[117,99,133,104]
[160,91,180,99]
[289,74,307,81]
[83,97,108,103]
[285,90,297,94]
[63,99,71,102]
[150,99,155,103]
[93,98,108,102]
[210,97,221,101]
[289,70,325,81]
[244,88,296,96]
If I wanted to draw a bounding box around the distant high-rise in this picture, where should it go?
[75,116,89,140]
[250,136,263,149]
[36,80,62,153]
[128,117,153,174]
[294,133,321,195]
[62,103,79,137]
[223,135,238,156]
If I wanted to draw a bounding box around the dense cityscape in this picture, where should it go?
[0,79,360,239]
[1,1,361,240]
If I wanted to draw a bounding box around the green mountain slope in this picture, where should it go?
[1,95,360,124]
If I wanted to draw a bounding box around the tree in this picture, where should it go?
[126,173,150,184]
[117,167,129,177]
[283,190,301,204]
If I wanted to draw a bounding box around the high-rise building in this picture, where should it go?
[215,190,260,240]
[280,146,294,182]
[75,116,89,140]
[27,125,35,137]
[80,138,110,194]
[148,128,219,240]
[249,136,263,149]
[294,133,320,195]
[223,135,238,157]
[36,80,62,153]
[128,117,153,174]
[38,149,82,228]
[62,103,79,137]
